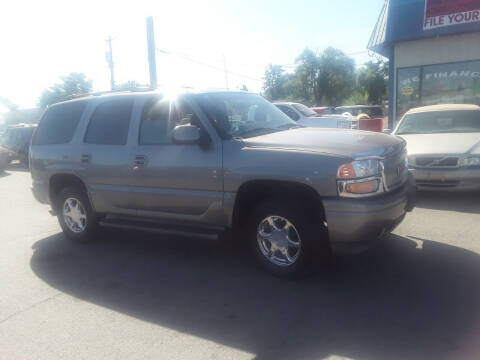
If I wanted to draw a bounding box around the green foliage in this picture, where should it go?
[115,80,143,91]
[262,48,388,107]
[38,73,92,107]
[263,64,286,101]
[0,97,19,111]
[295,48,319,102]
[316,47,356,107]
[356,59,388,105]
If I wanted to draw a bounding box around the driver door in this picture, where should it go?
[129,96,223,224]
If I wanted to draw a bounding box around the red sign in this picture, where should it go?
[424,0,480,29]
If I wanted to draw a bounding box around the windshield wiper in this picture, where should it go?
[277,123,303,129]
[237,127,278,138]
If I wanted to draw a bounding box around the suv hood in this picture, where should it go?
[242,128,405,159]
[397,133,480,155]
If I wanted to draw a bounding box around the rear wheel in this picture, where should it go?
[57,187,98,243]
[248,200,330,278]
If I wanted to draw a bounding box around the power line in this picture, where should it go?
[156,47,263,82]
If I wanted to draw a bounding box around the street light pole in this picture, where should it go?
[222,53,229,90]
[146,16,158,88]
[105,36,115,90]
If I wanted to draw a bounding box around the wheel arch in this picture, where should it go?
[231,180,326,230]
[49,173,91,213]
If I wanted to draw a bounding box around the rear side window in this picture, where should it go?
[84,99,133,145]
[276,105,299,121]
[33,101,86,145]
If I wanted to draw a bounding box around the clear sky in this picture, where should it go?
[0,0,385,109]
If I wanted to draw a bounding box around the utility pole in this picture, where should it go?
[222,54,229,90]
[146,16,158,88]
[105,36,115,90]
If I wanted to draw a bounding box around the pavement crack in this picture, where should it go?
[0,292,63,324]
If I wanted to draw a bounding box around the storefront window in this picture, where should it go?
[421,61,480,106]
[396,60,480,120]
[397,67,421,120]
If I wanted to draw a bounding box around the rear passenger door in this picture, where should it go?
[79,97,137,215]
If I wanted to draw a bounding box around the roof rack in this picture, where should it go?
[68,87,156,100]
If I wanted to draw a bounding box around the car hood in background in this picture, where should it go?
[298,117,354,129]
[397,133,480,155]
[242,127,405,159]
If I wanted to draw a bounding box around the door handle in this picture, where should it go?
[134,155,147,166]
[80,154,90,163]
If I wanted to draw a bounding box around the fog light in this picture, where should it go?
[345,179,379,194]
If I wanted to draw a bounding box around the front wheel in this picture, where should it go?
[57,187,98,243]
[248,200,330,278]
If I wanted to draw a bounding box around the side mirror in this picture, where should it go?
[172,125,201,144]
[383,128,392,134]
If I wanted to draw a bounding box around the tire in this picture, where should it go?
[248,199,330,279]
[57,186,98,243]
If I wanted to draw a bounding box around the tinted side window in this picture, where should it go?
[84,99,133,145]
[277,105,299,121]
[33,101,86,145]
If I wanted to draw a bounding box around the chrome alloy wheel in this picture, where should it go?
[257,216,301,266]
[63,197,87,233]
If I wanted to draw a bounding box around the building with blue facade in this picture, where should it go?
[369,0,480,128]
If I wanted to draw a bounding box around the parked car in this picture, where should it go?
[310,106,332,116]
[274,102,356,129]
[393,104,480,190]
[335,105,385,132]
[30,90,415,277]
[0,123,37,168]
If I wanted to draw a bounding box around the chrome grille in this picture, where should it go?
[414,156,459,168]
[383,150,408,191]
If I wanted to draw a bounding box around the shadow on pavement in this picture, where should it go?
[5,162,29,172]
[30,231,480,360]
[415,191,480,214]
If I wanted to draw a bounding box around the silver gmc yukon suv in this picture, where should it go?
[30,90,416,277]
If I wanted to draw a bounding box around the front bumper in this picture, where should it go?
[411,167,480,191]
[323,173,416,253]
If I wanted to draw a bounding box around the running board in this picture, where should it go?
[99,218,221,240]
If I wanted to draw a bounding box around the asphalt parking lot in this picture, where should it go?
[1,165,480,360]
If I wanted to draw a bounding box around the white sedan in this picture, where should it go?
[274,102,356,129]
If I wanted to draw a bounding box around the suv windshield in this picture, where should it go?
[397,110,480,134]
[195,93,296,138]
[292,103,317,117]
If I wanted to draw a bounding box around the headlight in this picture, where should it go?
[460,157,480,167]
[337,159,383,197]
[337,159,381,179]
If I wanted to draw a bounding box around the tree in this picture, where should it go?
[295,48,320,103]
[115,80,143,91]
[0,97,19,112]
[38,73,93,107]
[357,59,388,104]
[263,64,286,101]
[316,47,356,107]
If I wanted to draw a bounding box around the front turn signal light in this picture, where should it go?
[345,179,379,194]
